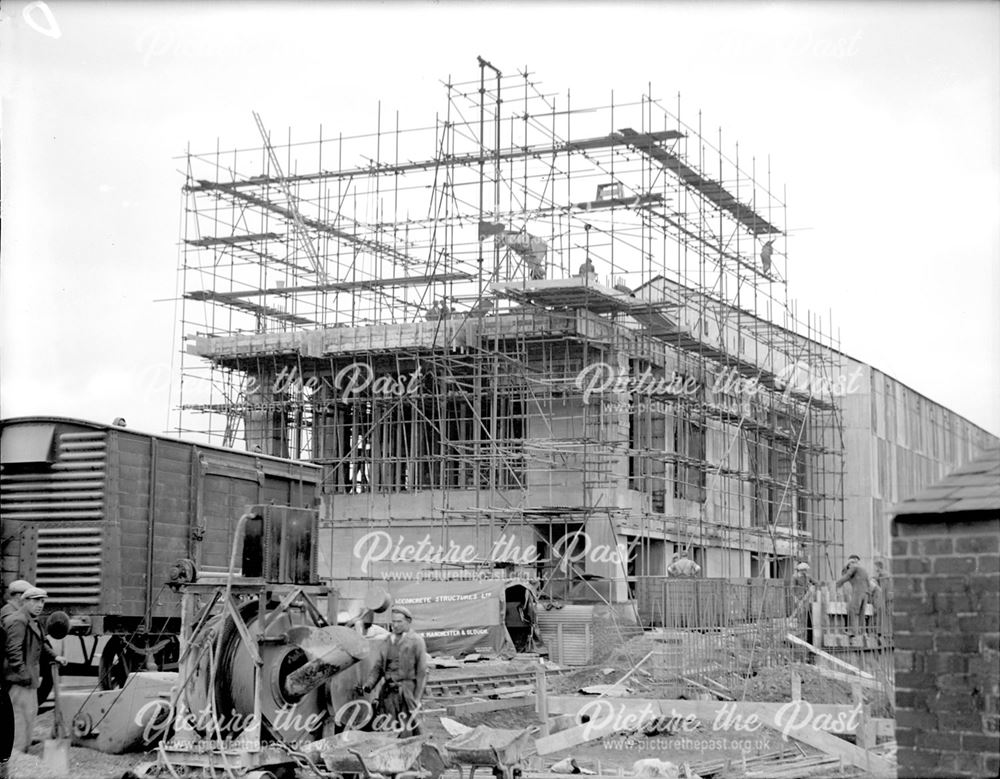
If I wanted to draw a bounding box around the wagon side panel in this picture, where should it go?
[197,455,263,573]
[115,431,153,624]
[149,438,197,620]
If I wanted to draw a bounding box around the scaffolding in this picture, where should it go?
[174,59,847,594]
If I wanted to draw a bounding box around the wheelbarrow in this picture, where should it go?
[298,730,429,779]
[442,726,533,779]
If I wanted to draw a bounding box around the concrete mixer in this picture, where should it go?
[125,509,389,779]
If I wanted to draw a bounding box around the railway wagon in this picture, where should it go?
[0,416,322,686]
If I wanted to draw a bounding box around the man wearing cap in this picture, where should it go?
[362,605,428,737]
[666,551,701,628]
[0,580,31,624]
[792,562,819,590]
[836,554,871,639]
[4,587,66,752]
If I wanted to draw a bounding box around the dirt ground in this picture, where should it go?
[10,710,149,779]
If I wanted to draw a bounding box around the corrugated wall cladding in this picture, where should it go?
[537,605,595,665]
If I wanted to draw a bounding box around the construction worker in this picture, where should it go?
[761,240,774,274]
[836,554,871,639]
[0,580,31,624]
[361,606,428,737]
[666,551,701,628]
[4,588,66,752]
[791,562,819,646]
[521,586,545,653]
[869,558,890,641]
[667,550,701,577]
[792,561,819,590]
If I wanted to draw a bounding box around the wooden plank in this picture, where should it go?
[446,696,534,715]
[853,682,873,750]
[784,634,875,679]
[612,650,654,687]
[534,718,616,754]
[809,662,885,693]
[536,668,550,737]
[681,676,733,701]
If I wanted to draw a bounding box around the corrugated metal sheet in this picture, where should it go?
[1,430,107,605]
[0,430,106,521]
[537,605,594,666]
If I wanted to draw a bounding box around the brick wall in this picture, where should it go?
[892,513,1000,778]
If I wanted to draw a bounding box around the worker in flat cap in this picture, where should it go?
[361,605,428,737]
[0,585,32,776]
[0,580,32,625]
[4,587,66,753]
[1,580,32,775]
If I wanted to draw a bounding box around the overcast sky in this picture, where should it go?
[2,1,998,438]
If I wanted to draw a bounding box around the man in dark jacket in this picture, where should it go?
[0,580,31,624]
[362,606,428,737]
[1,615,14,779]
[4,587,65,752]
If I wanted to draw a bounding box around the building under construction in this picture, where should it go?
[174,60,994,607]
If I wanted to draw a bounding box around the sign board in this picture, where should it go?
[381,579,519,656]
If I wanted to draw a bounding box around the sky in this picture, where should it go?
[2,1,999,438]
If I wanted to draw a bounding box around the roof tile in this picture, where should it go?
[892,445,1000,516]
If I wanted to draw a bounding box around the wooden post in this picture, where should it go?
[535,666,550,737]
[791,670,802,701]
[853,681,873,750]
[814,586,826,649]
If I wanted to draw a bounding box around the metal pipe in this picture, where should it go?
[225,511,257,589]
